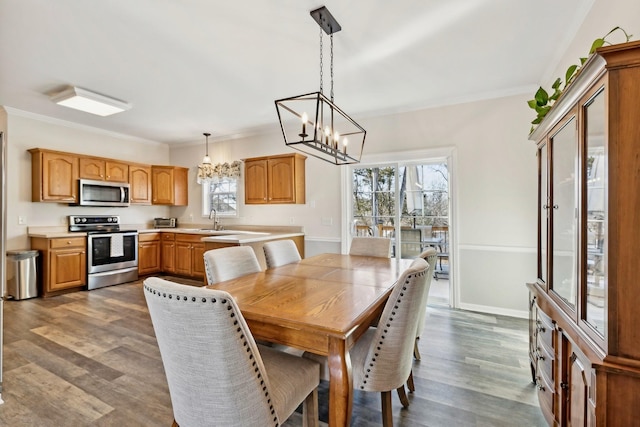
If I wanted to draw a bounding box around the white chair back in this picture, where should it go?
[349,236,392,258]
[263,240,301,269]
[415,247,437,339]
[203,246,261,285]
[352,257,430,392]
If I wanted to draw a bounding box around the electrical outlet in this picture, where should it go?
[18,216,26,225]
[289,217,295,224]
[310,200,316,208]
[189,213,194,222]
[321,217,333,226]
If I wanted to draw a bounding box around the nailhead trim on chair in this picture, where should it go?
[143,284,280,426]
[359,269,426,390]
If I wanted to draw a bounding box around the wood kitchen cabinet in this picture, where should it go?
[244,153,306,204]
[174,234,205,279]
[30,236,86,297]
[151,166,188,206]
[129,163,152,205]
[160,233,176,274]
[138,232,161,275]
[29,148,79,203]
[527,41,640,426]
[79,156,129,182]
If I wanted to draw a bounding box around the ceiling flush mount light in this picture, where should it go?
[50,86,131,117]
[275,6,366,165]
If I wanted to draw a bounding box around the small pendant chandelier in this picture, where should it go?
[275,6,366,165]
[201,132,212,165]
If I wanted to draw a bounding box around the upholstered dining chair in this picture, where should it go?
[414,247,437,359]
[349,236,392,258]
[263,239,302,269]
[404,247,438,395]
[143,277,320,427]
[203,246,261,285]
[305,257,430,427]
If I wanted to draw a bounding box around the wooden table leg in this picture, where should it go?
[328,337,353,427]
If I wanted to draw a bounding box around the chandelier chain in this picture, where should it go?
[319,27,324,94]
[330,33,334,102]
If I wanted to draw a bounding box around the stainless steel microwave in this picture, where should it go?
[78,179,130,207]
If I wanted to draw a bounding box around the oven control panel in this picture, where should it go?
[69,215,121,232]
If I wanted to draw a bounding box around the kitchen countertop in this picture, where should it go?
[141,228,304,244]
[28,225,304,245]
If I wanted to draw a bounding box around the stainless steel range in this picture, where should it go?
[69,215,138,290]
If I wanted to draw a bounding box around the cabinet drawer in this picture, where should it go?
[139,233,160,242]
[175,233,204,243]
[161,233,175,241]
[536,308,555,350]
[50,237,86,249]
[536,339,555,387]
[537,370,555,424]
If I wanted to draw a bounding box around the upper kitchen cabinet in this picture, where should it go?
[151,165,188,206]
[244,153,306,204]
[79,156,129,182]
[527,41,640,426]
[129,163,152,205]
[29,148,79,203]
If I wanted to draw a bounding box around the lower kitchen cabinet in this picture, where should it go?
[174,234,206,279]
[30,236,86,297]
[138,233,161,275]
[161,233,176,274]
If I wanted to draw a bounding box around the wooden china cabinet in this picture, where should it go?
[527,41,640,426]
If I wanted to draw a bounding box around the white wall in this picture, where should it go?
[170,92,538,317]
[4,109,171,251]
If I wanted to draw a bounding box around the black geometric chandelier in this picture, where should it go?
[275,6,366,165]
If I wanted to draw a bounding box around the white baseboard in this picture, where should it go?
[458,302,528,319]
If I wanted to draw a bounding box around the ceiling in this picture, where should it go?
[0,0,593,146]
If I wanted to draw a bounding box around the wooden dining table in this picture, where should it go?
[205,253,413,427]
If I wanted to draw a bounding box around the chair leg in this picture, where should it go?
[407,370,415,393]
[381,390,394,427]
[171,420,179,427]
[413,337,421,360]
[303,388,319,427]
[396,385,410,408]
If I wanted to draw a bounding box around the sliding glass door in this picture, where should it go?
[350,161,450,261]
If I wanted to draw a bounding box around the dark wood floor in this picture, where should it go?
[1,277,545,426]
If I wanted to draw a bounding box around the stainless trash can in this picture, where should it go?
[6,249,39,300]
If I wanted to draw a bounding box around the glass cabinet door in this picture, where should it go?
[583,88,606,336]
[550,116,578,309]
[538,143,548,285]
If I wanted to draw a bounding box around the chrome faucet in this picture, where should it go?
[208,208,221,230]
